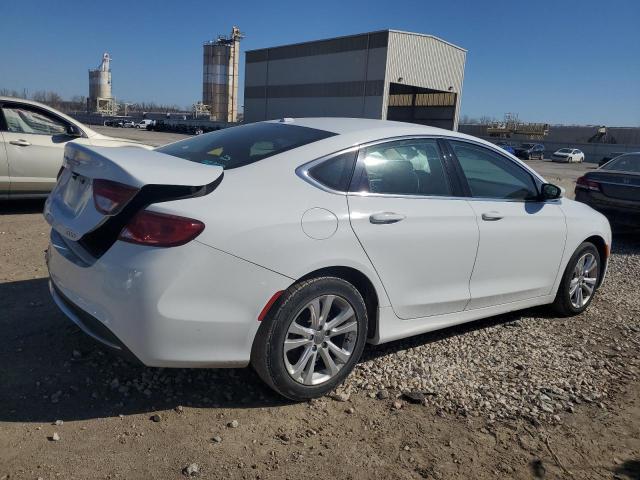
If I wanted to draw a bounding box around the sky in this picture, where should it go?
[0,0,638,126]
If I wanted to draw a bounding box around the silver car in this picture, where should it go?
[0,97,150,199]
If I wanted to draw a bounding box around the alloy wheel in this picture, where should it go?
[283,294,358,385]
[569,252,598,309]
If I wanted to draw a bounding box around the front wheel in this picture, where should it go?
[552,242,601,316]
[252,277,368,400]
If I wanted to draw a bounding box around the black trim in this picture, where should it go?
[437,138,468,197]
[52,282,143,365]
[79,174,224,258]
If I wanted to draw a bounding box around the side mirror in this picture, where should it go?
[540,183,562,200]
[66,125,83,137]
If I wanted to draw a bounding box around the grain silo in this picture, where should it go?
[87,53,116,115]
[203,26,243,122]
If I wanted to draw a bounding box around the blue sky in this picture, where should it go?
[1,0,638,126]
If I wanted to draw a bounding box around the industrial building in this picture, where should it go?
[202,26,243,122]
[87,53,116,115]
[244,30,466,130]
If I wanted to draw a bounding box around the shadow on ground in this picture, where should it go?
[1,233,638,424]
[0,199,46,215]
[615,459,640,480]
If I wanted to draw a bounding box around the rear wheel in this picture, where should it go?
[252,277,368,400]
[552,242,601,316]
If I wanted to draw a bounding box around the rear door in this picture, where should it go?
[347,137,479,319]
[446,139,566,309]
[1,102,91,196]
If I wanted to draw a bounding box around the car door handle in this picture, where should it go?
[9,139,31,147]
[369,212,406,224]
[481,211,504,221]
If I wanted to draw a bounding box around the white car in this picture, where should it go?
[0,97,151,199]
[44,118,611,400]
[552,148,585,163]
[136,119,155,129]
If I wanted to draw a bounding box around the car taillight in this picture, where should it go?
[118,210,205,247]
[93,179,139,215]
[575,176,600,192]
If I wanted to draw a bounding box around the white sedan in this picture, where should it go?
[44,118,611,400]
[552,148,585,163]
[0,96,150,199]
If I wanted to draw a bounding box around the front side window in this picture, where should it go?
[157,122,336,170]
[1,105,68,135]
[450,141,539,200]
[356,139,451,196]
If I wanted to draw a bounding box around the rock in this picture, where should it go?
[330,391,350,402]
[345,407,355,414]
[54,419,63,426]
[402,391,426,404]
[376,390,390,400]
[50,432,60,441]
[182,463,199,476]
[227,419,239,428]
[212,435,222,443]
[150,414,162,423]
[392,400,403,410]
[175,405,184,413]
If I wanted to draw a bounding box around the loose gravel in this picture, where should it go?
[345,236,640,421]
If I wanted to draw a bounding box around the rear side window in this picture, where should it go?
[450,141,539,200]
[157,122,336,170]
[308,151,357,192]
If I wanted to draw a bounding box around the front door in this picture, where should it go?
[1,103,85,196]
[348,138,479,319]
[447,139,567,309]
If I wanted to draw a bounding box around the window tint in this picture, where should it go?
[308,150,356,191]
[357,139,451,196]
[603,154,640,173]
[2,105,68,135]
[450,141,539,200]
[157,122,336,170]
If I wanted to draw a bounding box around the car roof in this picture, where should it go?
[263,117,493,146]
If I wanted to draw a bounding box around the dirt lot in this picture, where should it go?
[0,134,638,479]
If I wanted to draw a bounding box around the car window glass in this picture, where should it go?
[2,106,67,135]
[603,154,640,173]
[157,122,336,170]
[450,141,539,200]
[357,139,451,196]
[308,150,356,192]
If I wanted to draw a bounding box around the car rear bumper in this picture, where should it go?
[47,231,292,368]
[575,191,640,226]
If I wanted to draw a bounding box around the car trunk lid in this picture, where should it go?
[44,143,223,247]
[588,171,640,202]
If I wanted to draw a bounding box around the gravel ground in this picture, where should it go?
[1,178,639,478]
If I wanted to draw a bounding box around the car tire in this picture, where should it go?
[552,242,601,317]
[251,276,368,401]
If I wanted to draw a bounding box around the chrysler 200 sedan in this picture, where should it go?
[44,118,611,400]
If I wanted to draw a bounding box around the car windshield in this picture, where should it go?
[521,143,534,149]
[156,122,336,170]
[557,149,572,153]
[602,154,640,173]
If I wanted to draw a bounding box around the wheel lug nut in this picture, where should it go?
[312,345,317,351]
[322,342,327,348]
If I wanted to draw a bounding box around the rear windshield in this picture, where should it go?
[156,122,336,170]
[602,154,640,173]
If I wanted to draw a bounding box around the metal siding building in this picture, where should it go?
[244,30,466,130]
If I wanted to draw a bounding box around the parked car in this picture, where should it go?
[103,119,123,128]
[514,143,545,160]
[136,119,155,129]
[44,118,611,400]
[0,96,151,199]
[599,151,625,167]
[552,148,585,163]
[575,152,640,227]
[494,141,515,155]
[122,120,136,128]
